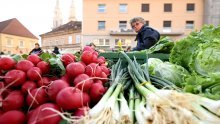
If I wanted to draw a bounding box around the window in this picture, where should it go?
[119,21,127,29]
[163,21,171,27]
[119,4,127,12]
[76,35,81,43]
[163,21,172,32]
[115,39,126,46]
[141,4,149,12]
[68,36,72,44]
[164,3,172,12]
[19,41,24,47]
[98,21,105,30]
[99,39,104,45]
[187,3,195,12]
[7,39,12,46]
[186,21,194,29]
[105,39,110,45]
[97,39,110,46]
[98,4,106,12]
[145,21,149,26]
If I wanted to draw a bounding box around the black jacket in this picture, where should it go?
[29,48,43,55]
[133,25,160,51]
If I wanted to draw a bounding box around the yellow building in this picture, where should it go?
[82,0,204,51]
[0,18,38,55]
[40,21,82,52]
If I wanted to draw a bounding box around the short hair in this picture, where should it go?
[35,43,40,46]
[130,17,146,25]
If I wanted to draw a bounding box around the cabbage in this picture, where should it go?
[154,62,189,87]
[147,58,163,75]
[170,25,220,75]
[190,39,220,77]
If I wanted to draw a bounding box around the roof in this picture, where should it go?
[0,18,38,39]
[40,21,81,36]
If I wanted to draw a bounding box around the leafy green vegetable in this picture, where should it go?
[146,58,163,75]
[146,36,174,54]
[154,62,189,87]
[189,39,220,77]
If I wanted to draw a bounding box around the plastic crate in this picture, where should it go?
[99,52,169,65]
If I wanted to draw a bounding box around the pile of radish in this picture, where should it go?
[0,46,110,124]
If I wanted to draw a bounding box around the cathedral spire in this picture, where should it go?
[53,0,63,29]
[69,0,77,22]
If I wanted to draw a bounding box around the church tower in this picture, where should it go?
[53,0,63,29]
[68,0,77,22]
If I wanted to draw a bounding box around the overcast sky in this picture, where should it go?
[0,0,82,39]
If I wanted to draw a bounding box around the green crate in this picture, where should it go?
[99,52,169,65]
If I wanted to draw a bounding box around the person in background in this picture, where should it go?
[89,42,96,50]
[29,43,43,55]
[130,17,160,51]
[52,46,60,54]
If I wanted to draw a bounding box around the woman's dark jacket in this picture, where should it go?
[29,48,43,55]
[133,25,160,51]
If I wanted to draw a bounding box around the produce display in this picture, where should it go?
[0,25,220,124]
[0,46,110,124]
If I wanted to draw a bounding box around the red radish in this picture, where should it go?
[81,51,95,65]
[60,74,70,84]
[73,74,93,92]
[78,61,86,68]
[26,109,34,121]
[2,90,24,111]
[74,106,90,117]
[91,54,98,63]
[93,51,98,56]
[26,88,49,109]
[0,110,26,124]
[98,56,106,62]
[16,60,34,72]
[61,53,75,66]
[4,70,26,87]
[66,62,85,78]
[27,54,41,65]
[37,61,50,74]
[0,57,16,71]
[27,67,42,81]
[97,58,105,64]
[56,87,90,110]
[0,110,3,116]
[37,77,50,87]
[1,89,13,99]
[50,76,59,81]
[21,81,37,94]
[90,82,105,103]
[27,103,62,124]
[100,65,111,75]
[47,80,69,101]
[94,79,103,84]
[83,46,94,52]
[0,81,4,89]
[85,63,102,77]
[100,72,108,84]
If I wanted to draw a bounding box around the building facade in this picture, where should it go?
[0,18,38,55]
[40,21,82,52]
[40,0,82,52]
[82,0,204,51]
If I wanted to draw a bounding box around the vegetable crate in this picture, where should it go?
[99,52,169,65]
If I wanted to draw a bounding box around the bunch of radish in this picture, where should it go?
[0,46,111,124]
